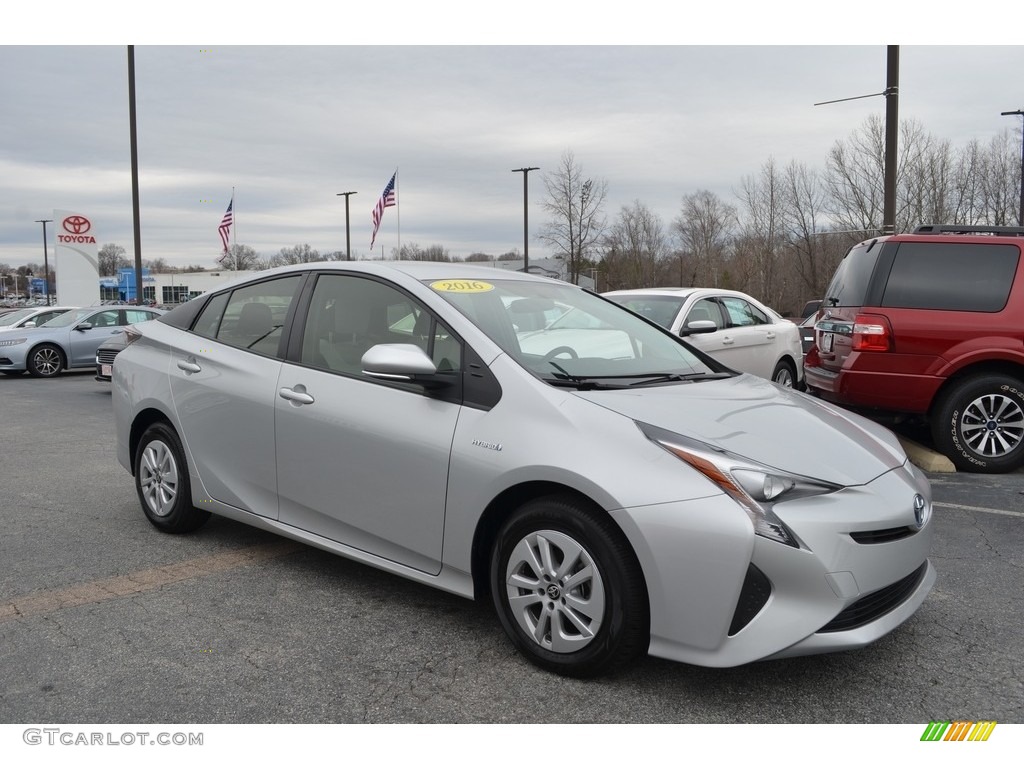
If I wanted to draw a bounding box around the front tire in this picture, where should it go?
[931,374,1024,473]
[134,422,210,533]
[27,344,64,377]
[490,496,648,677]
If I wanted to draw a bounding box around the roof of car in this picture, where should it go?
[603,287,761,300]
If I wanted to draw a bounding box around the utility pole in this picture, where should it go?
[34,218,53,305]
[814,45,900,236]
[1001,109,1024,226]
[512,167,539,274]
[128,45,144,304]
[336,191,357,260]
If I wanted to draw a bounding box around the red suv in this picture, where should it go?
[804,225,1024,473]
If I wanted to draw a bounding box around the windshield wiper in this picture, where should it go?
[626,372,735,386]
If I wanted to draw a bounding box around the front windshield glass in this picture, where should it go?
[0,308,36,325]
[427,277,722,385]
[604,294,688,330]
[41,307,95,328]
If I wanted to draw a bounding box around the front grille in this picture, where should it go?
[850,526,916,544]
[818,562,927,633]
[728,564,772,636]
[96,349,119,365]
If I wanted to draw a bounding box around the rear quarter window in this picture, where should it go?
[881,242,1019,311]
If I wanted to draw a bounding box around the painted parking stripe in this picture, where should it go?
[934,502,1024,520]
[0,540,302,624]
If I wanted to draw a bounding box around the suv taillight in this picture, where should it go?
[852,314,892,352]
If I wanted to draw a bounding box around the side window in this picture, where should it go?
[881,243,1018,311]
[684,298,722,328]
[212,276,301,357]
[192,293,230,339]
[124,309,158,324]
[720,297,767,327]
[88,310,121,328]
[300,274,461,377]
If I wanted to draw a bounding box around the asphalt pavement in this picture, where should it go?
[1,370,1022,725]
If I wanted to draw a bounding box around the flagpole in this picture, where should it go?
[232,187,237,272]
[394,168,400,260]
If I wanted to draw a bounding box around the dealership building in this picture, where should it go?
[99,268,247,305]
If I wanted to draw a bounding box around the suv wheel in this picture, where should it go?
[932,375,1024,473]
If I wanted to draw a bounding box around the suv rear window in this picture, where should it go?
[880,242,1019,312]
[824,241,880,308]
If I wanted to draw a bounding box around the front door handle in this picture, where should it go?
[279,386,315,405]
[176,358,202,374]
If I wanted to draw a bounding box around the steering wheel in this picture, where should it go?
[541,345,579,362]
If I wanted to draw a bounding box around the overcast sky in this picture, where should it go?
[3,8,1024,270]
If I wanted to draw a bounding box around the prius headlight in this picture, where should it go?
[638,422,841,548]
[0,337,28,347]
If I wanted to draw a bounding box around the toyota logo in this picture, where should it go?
[912,494,929,530]
[62,215,92,235]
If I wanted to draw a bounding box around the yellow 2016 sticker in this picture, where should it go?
[430,280,494,293]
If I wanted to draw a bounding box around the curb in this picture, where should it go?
[898,436,956,473]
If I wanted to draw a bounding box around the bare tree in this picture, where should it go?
[824,114,886,236]
[391,243,452,262]
[672,190,736,288]
[539,151,608,284]
[272,244,323,266]
[736,158,789,307]
[600,201,668,290]
[980,130,1021,225]
[98,243,130,276]
[217,244,262,270]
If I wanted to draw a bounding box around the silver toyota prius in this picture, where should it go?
[112,262,935,677]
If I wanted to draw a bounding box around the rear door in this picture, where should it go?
[169,275,303,518]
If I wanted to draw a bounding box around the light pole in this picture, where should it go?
[1001,109,1024,226]
[512,167,539,274]
[35,218,53,305]
[336,191,357,260]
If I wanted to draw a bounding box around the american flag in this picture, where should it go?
[370,172,397,249]
[218,198,234,254]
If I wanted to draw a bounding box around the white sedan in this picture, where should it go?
[603,288,804,388]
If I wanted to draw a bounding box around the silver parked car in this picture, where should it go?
[0,305,77,330]
[112,263,934,676]
[603,287,804,388]
[0,305,164,377]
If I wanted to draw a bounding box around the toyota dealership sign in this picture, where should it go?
[54,210,100,305]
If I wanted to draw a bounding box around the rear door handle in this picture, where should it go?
[176,358,202,374]
[279,386,315,405]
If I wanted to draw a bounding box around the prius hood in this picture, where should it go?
[574,374,907,487]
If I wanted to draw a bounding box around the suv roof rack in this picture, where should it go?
[913,224,1024,236]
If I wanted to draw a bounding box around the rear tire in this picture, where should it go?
[490,495,648,677]
[931,374,1024,473]
[134,422,210,533]
[771,359,797,388]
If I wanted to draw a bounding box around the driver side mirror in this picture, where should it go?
[679,320,717,337]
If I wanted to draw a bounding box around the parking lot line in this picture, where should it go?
[0,540,302,624]
[934,502,1024,519]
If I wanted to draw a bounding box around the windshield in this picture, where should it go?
[41,307,97,328]
[604,294,689,330]
[427,278,723,386]
[0,308,36,325]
